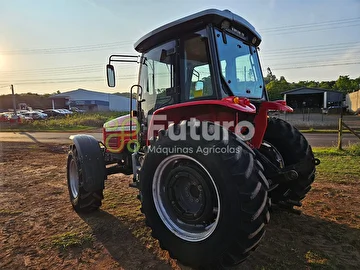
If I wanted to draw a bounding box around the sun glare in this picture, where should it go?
[0,54,5,69]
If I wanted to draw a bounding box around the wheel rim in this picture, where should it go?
[153,154,220,242]
[261,141,285,168]
[69,157,79,198]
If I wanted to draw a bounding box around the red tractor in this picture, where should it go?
[66,9,319,269]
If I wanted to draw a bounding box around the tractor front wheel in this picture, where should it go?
[67,147,104,212]
[262,117,316,205]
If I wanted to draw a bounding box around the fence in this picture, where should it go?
[271,111,360,130]
[337,115,360,150]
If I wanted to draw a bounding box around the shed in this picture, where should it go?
[281,87,344,111]
[50,89,136,112]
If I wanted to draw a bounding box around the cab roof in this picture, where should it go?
[134,9,262,53]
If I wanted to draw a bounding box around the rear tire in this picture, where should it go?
[262,117,316,203]
[67,147,104,212]
[139,121,270,269]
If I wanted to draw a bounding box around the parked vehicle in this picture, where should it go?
[0,113,9,122]
[3,112,26,123]
[18,114,33,121]
[33,109,44,113]
[22,111,48,120]
[43,109,66,117]
[57,109,73,115]
[66,9,320,269]
[70,107,85,113]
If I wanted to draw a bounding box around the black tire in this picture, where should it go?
[67,146,104,212]
[262,117,316,203]
[139,121,270,269]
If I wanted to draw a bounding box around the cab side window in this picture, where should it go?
[182,30,214,100]
[141,41,176,116]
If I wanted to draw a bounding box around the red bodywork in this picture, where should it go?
[252,100,293,148]
[102,97,293,152]
[102,115,138,153]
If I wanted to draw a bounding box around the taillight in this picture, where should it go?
[108,137,118,148]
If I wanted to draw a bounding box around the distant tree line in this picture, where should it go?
[0,93,55,111]
[113,92,137,99]
[264,67,360,100]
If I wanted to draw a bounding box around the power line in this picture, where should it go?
[270,61,360,71]
[0,41,134,55]
[0,63,102,73]
[3,40,359,75]
[264,59,360,69]
[2,59,358,85]
[260,17,360,31]
[0,41,132,52]
[262,23,360,35]
[2,18,359,56]
[261,41,360,53]
[0,75,138,85]
[262,53,360,63]
[261,51,360,61]
[264,47,360,56]
[1,67,104,77]
[0,63,136,76]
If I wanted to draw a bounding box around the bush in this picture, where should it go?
[348,143,360,156]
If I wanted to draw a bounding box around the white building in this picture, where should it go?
[50,89,136,112]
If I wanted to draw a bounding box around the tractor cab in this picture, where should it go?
[106,9,290,150]
[108,9,268,113]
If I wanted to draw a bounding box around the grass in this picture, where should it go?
[312,143,360,184]
[0,209,23,216]
[305,250,331,268]
[313,143,360,156]
[0,111,127,132]
[51,231,94,250]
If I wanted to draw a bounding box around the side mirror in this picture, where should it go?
[106,64,115,87]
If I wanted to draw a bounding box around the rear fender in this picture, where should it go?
[69,134,106,191]
[252,100,293,148]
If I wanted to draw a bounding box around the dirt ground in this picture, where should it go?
[1,142,359,270]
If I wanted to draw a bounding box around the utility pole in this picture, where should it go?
[10,84,17,116]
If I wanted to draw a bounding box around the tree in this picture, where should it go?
[264,67,276,84]
[354,76,360,90]
[265,75,291,100]
[318,80,335,89]
[334,75,358,93]
[306,81,319,88]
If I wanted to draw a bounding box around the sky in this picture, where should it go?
[0,0,360,95]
